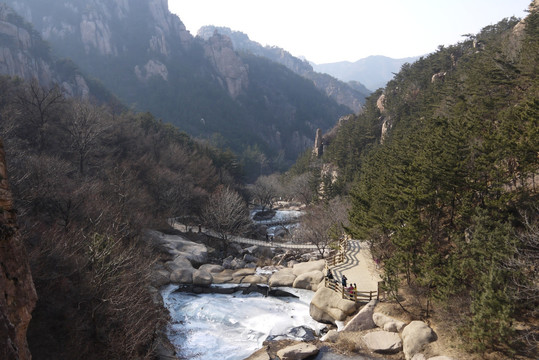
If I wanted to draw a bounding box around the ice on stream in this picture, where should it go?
[161,284,326,360]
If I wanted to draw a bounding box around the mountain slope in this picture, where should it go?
[303,6,538,355]
[198,25,370,113]
[313,54,421,91]
[3,0,351,172]
[0,3,115,101]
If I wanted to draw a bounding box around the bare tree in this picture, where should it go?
[249,174,282,211]
[286,172,315,205]
[202,186,251,240]
[63,100,110,174]
[297,197,350,257]
[15,78,64,152]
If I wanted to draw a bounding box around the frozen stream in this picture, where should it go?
[161,284,326,360]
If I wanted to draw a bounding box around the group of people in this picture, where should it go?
[326,270,358,296]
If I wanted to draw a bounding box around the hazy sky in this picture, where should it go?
[168,0,531,64]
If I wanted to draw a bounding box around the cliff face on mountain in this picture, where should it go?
[198,26,370,113]
[0,4,89,98]
[2,0,350,170]
[0,138,37,360]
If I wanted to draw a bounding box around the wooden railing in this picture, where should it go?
[325,277,379,303]
[323,235,384,303]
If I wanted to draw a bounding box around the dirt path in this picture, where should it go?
[330,240,382,292]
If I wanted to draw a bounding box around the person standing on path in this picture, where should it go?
[341,274,347,288]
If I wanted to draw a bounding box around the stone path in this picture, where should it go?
[330,240,382,292]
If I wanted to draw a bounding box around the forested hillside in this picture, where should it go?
[0,75,242,359]
[3,0,352,178]
[302,6,538,355]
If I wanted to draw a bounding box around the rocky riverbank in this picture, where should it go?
[146,229,459,360]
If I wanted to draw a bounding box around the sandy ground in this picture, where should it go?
[330,240,382,293]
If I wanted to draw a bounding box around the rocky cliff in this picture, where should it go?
[198,26,369,113]
[2,0,351,172]
[0,138,37,360]
[0,4,89,98]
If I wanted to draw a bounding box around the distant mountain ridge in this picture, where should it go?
[1,0,351,176]
[198,26,370,113]
[313,55,421,91]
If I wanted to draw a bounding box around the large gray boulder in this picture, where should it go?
[362,330,402,354]
[342,300,377,332]
[168,256,195,284]
[292,270,324,290]
[402,321,437,360]
[373,312,406,332]
[161,234,208,266]
[199,264,224,273]
[310,287,357,324]
[292,259,325,276]
[276,343,318,360]
[269,268,297,287]
[192,269,212,285]
[212,270,233,284]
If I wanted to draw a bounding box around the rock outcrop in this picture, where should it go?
[402,321,437,360]
[0,4,89,97]
[373,312,406,333]
[198,25,368,113]
[309,287,357,324]
[362,330,402,354]
[276,343,319,360]
[341,300,377,332]
[203,32,249,99]
[0,138,37,360]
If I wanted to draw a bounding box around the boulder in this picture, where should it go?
[292,270,324,290]
[373,312,406,332]
[411,354,427,360]
[222,256,234,269]
[192,269,213,286]
[362,330,402,354]
[170,267,193,284]
[241,275,265,284]
[428,357,455,360]
[402,321,437,360]
[276,343,319,360]
[269,268,297,287]
[164,255,193,272]
[231,258,246,269]
[292,259,325,276]
[161,234,208,266]
[198,264,224,273]
[212,270,233,284]
[233,268,257,277]
[243,253,258,263]
[168,256,194,284]
[310,287,357,324]
[342,300,377,332]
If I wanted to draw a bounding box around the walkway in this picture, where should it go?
[173,222,318,250]
[329,240,382,293]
